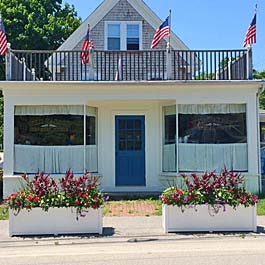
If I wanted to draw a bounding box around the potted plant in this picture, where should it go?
[7,171,107,236]
[160,169,258,233]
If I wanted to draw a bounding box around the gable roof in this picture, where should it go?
[58,0,189,51]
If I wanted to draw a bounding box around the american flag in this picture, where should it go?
[243,11,256,47]
[0,15,7,56]
[80,26,94,64]
[151,17,170,49]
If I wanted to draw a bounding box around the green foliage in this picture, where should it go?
[253,69,265,80]
[257,198,265,215]
[160,170,258,209]
[253,70,265,109]
[0,205,8,220]
[0,0,81,50]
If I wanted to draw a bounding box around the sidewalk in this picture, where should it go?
[1,216,265,247]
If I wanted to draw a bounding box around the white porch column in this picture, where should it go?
[246,95,259,193]
[3,98,16,198]
[3,98,14,176]
[175,101,179,173]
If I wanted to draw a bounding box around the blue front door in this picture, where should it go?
[115,116,145,186]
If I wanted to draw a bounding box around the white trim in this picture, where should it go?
[57,0,189,51]
[104,21,143,51]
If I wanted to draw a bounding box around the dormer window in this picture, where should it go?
[105,21,142,51]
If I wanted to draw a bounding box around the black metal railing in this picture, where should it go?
[8,49,249,81]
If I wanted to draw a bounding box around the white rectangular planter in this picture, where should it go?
[9,207,103,236]
[162,204,257,233]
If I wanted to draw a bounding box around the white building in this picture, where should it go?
[1,0,263,197]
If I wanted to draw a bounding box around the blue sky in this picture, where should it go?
[63,0,264,71]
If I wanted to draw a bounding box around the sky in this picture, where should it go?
[63,0,264,71]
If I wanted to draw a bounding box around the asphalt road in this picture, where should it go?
[1,237,265,265]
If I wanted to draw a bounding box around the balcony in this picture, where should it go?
[6,49,252,82]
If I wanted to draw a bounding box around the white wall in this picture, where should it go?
[2,81,261,196]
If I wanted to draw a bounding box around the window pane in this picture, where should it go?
[163,105,176,172]
[165,115,176,144]
[127,24,140,50]
[127,38,139,50]
[178,113,247,144]
[108,24,120,37]
[14,115,84,146]
[108,38,120,50]
[127,25,139,37]
[86,116,96,145]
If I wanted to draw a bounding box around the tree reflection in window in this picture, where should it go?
[178,113,247,144]
[14,115,96,146]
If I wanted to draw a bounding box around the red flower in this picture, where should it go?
[177,189,183,195]
[92,204,97,209]
[75,200,80,205]
[16,202,21,207]
[187,196,192,201]
[26,195,33,201]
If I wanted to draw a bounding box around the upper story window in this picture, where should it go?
[105,21,142,51]
[107,24,121,50]
[127,24,140,50]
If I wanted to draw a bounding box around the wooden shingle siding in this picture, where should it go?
[74,0,168,51]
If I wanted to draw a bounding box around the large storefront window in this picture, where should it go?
[162,104,248,173]
[178,104,248,172]
[14,105,97,174]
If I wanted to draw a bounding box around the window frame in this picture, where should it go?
[104,21,142,51]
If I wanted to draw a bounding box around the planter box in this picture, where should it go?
[9,207,103,236]
[162,204,257,233]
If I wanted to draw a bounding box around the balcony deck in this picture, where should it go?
[6,49,251,82]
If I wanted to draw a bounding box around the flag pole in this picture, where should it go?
[167,9,172,53]
[246,4,257,79]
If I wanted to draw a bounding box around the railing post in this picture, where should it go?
[166,45,173,80]
[5,43,12,81]
[89,49,94,81]
[246,47,253,80]
[228,57,232,80]
[216,69,219,80]
[31,68,36,81]
[22,58,26,81]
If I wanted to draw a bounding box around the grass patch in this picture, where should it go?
[257,198,265,215]
[0,205,8,220]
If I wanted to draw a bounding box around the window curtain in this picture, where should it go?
[15,105,97,117]
[14,145,98,174]
[178,143,248,172]
[178,104,246,114]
